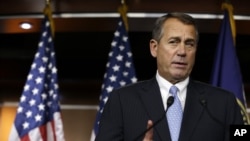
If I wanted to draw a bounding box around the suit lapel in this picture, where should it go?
[139,78,171,141]
[179,80,205,141]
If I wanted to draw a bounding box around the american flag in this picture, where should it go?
[90,17,137,141]
[8,14,65,141]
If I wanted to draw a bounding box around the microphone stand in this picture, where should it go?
[133,96,174,141]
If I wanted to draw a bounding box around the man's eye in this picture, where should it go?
[186,42,195,48]
[169,40,178,45]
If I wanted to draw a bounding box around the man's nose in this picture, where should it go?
[177,43,186,56]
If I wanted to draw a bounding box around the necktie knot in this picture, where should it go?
[169,85,178,97]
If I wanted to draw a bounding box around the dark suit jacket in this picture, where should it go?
[95,78,244,141]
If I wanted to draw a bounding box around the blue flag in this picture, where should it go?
[210,3,249,124]
[9,8,65,140]
[90,17,137,140]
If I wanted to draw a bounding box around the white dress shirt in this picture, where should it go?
[156,71,189,111]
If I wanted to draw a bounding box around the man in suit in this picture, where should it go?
[95,12,244,141]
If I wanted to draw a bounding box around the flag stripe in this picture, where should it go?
[53,112,65,141]
[21,134,30,141]
[29,128,42,141]
[9,125,21,141]
[46,122,55,141]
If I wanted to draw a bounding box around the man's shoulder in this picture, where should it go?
[118,78,156,90]
[190,80,235,96]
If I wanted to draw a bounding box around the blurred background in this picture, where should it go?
[0,0,250,141]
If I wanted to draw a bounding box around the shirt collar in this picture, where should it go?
[156,71,189,95]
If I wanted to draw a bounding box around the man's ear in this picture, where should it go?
[150,39,158,57]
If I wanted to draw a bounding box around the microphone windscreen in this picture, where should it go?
[167,96,174,107]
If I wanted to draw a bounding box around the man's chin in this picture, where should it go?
[172,74,188,81]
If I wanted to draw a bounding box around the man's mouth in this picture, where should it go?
[172,62,187,68]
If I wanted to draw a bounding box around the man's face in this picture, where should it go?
[150,18,197,83]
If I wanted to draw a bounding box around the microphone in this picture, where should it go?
[167,96,174,108]
[133,96,174,141]
[199,97,225,128]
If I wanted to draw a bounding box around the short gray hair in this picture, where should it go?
[152,12,199,43]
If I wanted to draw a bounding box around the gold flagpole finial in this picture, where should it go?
[46,0,50,5]
[221,2,236,44]
[118,0,129,31]
[43,0,55,37]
